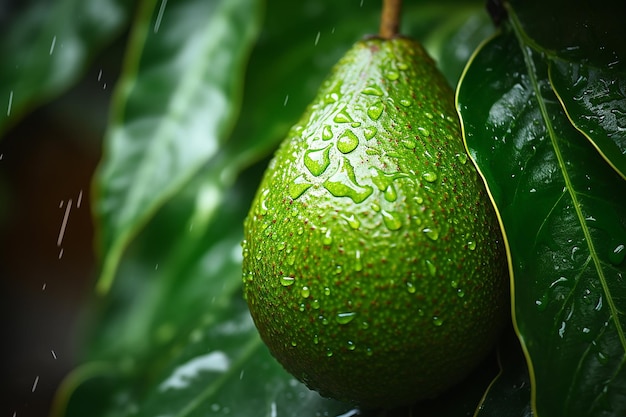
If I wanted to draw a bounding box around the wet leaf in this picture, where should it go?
[93,0,263,293]
[457,22,626,417]
[507,0,626,71]
[475,330,532,417]
[549,61,626,180]
[0,0,135,136]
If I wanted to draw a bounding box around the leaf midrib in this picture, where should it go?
[510,0,626,394]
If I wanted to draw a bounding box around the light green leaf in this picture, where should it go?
[0,0,134,136]
[93,0,263,293]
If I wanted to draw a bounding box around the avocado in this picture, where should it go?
[242,36,508,408]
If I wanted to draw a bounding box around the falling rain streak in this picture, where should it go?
[57,190,82,259]
[49,36,57,55]
[154,0,168,33]
[57,199,72,247]
[7,90,13,116]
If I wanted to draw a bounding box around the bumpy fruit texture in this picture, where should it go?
[242,37,508,408]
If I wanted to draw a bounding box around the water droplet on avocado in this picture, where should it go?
[323,158,373,203]
[313,334,319,344]
[304,145,331,176]
[325,92,339,104]
[400,99,412,107]
[381,210,402,231]
[467,240,477,251]
[301,286,311,298]
[367,102,384,121]
[312,299,320,309]
[432,316,444,326]
[281,276,295,286]
[322,228,333,245]
[347,341,356,351]
[361,85,383,96]
[385,70,399,80]
[423,227,439,240]
[456,153,468,165]
[457,289,465,298]
[364,126,377,139]
[289,174,313,199]
[322,125,334,140]
[337,130,359,153]
[418,126,430,136]
[258,188,270,215]
[384,185,397,202]
[326,348,333,357]
[336,312,356,324]
[423,171,438,183]
[342,213,361,229]
[324,287,331,296]
[355,250,363,271]
[334,110,353,123]
[401,139,416,149]
[425,259,437,276]
[406,281,416,294]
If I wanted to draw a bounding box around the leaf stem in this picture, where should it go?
[379,0,402,39]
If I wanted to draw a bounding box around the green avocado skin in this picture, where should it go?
[242,37,508,408]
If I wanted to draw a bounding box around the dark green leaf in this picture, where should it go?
[549,61,626,180]
[457,25,626,417]
[507,0,626,71]
[0,0,135,136]
[475,330,532,417]
[93,0,263,293]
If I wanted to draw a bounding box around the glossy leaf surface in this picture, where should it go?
[0,0,134,136]
[93,0,262,293]
[505,0,626,181]
[458,26,626,417]
[550,61,626,179]
[475,330,532,417]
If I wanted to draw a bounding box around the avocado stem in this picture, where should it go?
[379,0,402,39]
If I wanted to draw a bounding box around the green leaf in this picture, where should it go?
[457,23,626,417]
[549,61,626,180]
[0,0,135,136]
[93,0,263,293]
[501,0,626,185]
[475,330,532,417]
[507,0,626,71]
